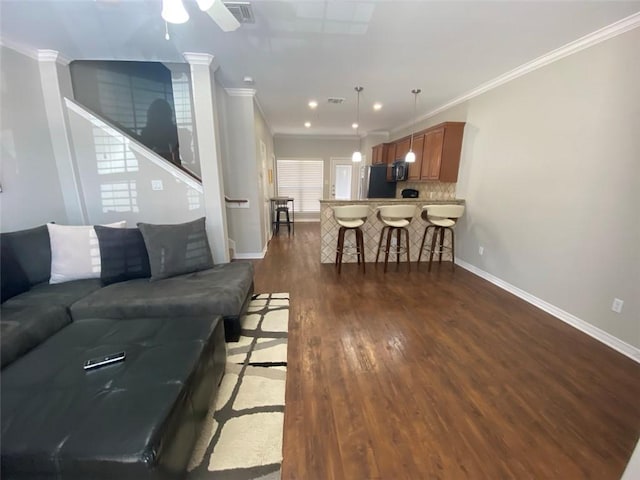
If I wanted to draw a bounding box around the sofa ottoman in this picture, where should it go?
[1,315,226,480]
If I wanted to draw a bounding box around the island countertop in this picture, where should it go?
[320,198,465,204]
[319,198,465,264]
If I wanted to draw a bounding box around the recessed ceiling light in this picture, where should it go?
[352,123,358,129]
[243,76,254,84]
[304,121,311,128]
[373,102,382,111]
[308,100,318,109]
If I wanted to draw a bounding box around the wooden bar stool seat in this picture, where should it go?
[375,204,417,273]
[333,205,369,274]
[417,204,465,271]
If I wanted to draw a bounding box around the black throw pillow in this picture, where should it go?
[94,226,151,286]
[0,224,52,286]
[1,243,31,302]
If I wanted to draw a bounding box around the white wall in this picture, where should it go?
[274,135,361,204]
[0,46,68,231]
[451,28,639,349]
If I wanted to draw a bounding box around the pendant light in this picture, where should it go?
[162,0,189,24]
[405,88,421,163]
[352,86,363,163]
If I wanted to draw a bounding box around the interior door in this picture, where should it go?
[330,158,356,200]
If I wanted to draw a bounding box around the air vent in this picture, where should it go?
[327,97,345,104]
[223,2,255,24]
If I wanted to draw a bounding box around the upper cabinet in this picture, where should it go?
[407,134,425,181]
[423,122,465,182]
[395,137,411,161]
[384,142,397,164]
[384,142,397,181]
[372,144,385,164]
[422,128,445,180]
[371,122,465,182]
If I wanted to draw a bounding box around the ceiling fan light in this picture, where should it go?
[352,151,362,163]
[162,0,189,24]
[196,0,215,11]
[405,150,416,163]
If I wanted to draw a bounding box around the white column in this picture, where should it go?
[183,52,230,263]
[37,49,87,224]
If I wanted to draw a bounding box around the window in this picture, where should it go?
[71,60,176,141]
[276,159,324,213]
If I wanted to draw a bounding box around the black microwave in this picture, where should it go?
[392,160,408,181]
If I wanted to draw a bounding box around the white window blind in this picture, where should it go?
[276,159,324,213]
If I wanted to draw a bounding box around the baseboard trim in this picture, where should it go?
[455,259,640,364]
[233,251,265,259]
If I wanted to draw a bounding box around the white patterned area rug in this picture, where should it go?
[187,293,289,480]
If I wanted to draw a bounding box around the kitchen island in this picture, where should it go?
[320,198,466,264]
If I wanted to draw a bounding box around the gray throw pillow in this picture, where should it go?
[137,217,214,281]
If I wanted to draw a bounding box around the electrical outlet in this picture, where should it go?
[611,298,624,313]
[151,180,163,191]
[478,246,484,256]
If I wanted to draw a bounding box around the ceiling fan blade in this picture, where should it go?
[204,1,241,32]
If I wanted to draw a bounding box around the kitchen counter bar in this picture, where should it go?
[320,198,465,264]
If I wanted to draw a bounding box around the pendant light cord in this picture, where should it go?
[355,86,363,152]
[410,88,421,151]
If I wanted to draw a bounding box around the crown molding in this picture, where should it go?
[274,133,360,141]
[36,49,71,65]
[0,40,71,65]
[391,12,640,135]
[225,88,257,97]
[183,52,218,70]
[0,38,38,61]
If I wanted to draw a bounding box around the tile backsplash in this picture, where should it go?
[396,182,457,199]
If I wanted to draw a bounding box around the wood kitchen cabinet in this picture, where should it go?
[371,144,385,164]
[420,122,465,182]
[422,128,445,180]
[395,137,411,161]
[384,122,464,182]
[406,134,425,180]
[384,142,397,164]
[385,142,397,181]
[394,122,464,182]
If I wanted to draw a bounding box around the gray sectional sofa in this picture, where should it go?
[0,221,255,479]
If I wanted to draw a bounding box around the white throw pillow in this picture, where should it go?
[47,221,126,284]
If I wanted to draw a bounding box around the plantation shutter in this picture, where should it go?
[276,160,324,213]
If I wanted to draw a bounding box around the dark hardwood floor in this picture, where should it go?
[252,223,640,480]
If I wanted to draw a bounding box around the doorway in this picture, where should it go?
[330,157,357,200]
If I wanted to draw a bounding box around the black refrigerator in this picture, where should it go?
[366,164,396,198]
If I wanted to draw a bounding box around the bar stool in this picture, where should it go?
[333,205,369,274]
[417,204,465,271]
[274,198,292,235]
[375,204,417,273]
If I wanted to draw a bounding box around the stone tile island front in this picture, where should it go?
[319,198,466,265]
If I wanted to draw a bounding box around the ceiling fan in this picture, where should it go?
[162,0,241,32]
